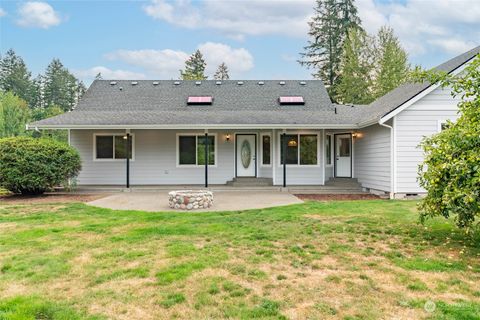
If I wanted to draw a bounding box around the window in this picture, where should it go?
[280,134,318,165]
[95,134,133,160]
[262,135,271,165]
[325,135,332,165]
[438,121,449,132]
[339,138,351,157]
[178,134,215,166]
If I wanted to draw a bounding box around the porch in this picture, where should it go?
[70,128,357,188]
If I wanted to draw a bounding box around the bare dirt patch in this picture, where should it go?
[295,194,381,201]
[0,193,108,204]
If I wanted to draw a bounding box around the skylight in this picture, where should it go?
[279,96,305,105]
[187,96,213,105]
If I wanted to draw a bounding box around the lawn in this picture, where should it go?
[0,200,479,319]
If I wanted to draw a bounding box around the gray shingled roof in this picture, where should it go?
[366,45,480,123]
[31,80,367,127]
[30,46,479,128]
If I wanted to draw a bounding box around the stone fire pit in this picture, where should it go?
[168,190,214,210]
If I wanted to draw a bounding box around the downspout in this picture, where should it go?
[379,120,395,199]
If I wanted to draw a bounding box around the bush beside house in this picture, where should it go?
[0,137,81,195]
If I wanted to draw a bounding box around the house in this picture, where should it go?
[29,46,479,198]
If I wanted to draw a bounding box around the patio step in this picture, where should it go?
[226,177,273,187]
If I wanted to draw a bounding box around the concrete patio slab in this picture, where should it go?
[87,191,303,212]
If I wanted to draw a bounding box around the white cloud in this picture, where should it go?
[105,49,189,78]
[0,8,6,17]
[73,66,146,82]
[143,0,312,39]
[16,1,61,29]
[105,42,254,78]
[357,0,480,59]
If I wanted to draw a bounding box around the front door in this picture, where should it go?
[236,134,256,177]
[335,134,352,177]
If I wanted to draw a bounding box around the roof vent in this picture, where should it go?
[216,81,222,85]
[299,81,306,85]
[131,81,138,85]
[152,81,159,85]
[279,81,286,85]
[119,87,123,91]
[237,81,244,85]
[174,81,180,85]
[258,81,264,85]
[195,81,201,86]
[110,81,117,86]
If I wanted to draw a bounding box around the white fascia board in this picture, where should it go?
[379,60,471,124]
[29,123,364,130]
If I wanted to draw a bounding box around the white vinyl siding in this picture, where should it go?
[354,124,391,192]
[394,85,460,193]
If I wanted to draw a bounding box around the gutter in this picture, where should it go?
[379,120,395,199]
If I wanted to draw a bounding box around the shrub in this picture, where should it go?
[0,137,81,195]
[414,54,480,229]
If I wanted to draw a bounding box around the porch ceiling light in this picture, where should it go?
[288,138,297,147]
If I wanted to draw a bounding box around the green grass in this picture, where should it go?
[0,200,479,319]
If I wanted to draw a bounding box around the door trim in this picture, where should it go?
[235,133,257,177]
[334,133,352,178]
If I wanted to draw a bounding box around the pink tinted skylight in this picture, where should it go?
[187,96,213,104]
[279,96,305,104]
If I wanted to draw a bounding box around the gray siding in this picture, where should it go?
[71,129,286,185]
[354,124,391,192]
[394,86,460,193]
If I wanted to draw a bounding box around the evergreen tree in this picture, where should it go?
[213,62,230,80]
[180,50,207,80]
[0,91,30,137]
[336,28,374,104]
[299,0,362,101]
[43,59,82,112]
[373,26,409,98]
[0,49,35,106]
[95,72,103,80]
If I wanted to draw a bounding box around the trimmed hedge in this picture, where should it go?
[0,137,81,195]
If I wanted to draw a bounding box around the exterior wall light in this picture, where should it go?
[225,134,231,142]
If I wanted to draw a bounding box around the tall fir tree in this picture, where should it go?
[299,0,361,101]
[213,62,230,80]
[336,28,374,104]
[0,49,36,107]
[373,26,409,98]
[43,59,83,112]
[180,50,207,80]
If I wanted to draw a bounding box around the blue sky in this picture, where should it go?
[0,0,479,85]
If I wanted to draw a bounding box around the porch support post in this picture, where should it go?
[204,130,208,188]
[125,132,130,189]
[282,130,286,188]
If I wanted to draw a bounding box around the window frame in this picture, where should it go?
[176,133,217,167]
[325,134,333,167]
[93,133,135,161]
[260,133,272,167]
[437,119,449,132]
[277,132,320,167]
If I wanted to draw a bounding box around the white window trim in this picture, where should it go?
[176,133,218,168]
[437,119,449,132]
[260,133,272,167]
[325,133,333,167]
[277,132,321,167]
[93,133,135,161]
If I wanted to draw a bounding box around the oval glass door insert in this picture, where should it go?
[241,140,251,168]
